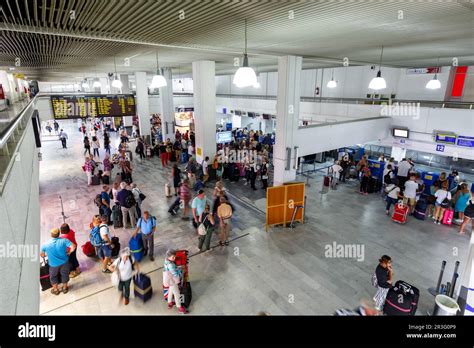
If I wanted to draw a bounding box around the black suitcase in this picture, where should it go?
[414,199,427,220]
[112,205,123,228]
[168,197,181,215]
[40,258,52,291]
[367,177,380,193]
[133,273,153,302]
[383,280,419,316]
[111,236,120,258]
[180,281,192,308]
[102,175,110,184]
[91,175,100,185]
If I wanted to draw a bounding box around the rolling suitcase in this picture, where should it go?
[133,273,153,302]
[168,197,181,215]
[102,175,110,185]
[112,205,123,228]
[180,281,192,308]
[383,280,419,316]
[392,202,409,224]
[367,177,379,193]
[40,258,52,291]
[323,176,331,187]
[165,183,172,197]
[129,234,144,262]
[81,241,96,257]
[111,236,120,258]
[413,199,427,220]
[442,209,454,226]
[91,175,100,185]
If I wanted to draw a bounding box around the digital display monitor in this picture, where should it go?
[50,94,136,119]
[434,133,457,144]
[216,131,232,144]
[392,128,409,138]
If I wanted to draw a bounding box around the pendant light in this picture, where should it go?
[111,56,123,89]
[233,19,258,88]
[150,51,167,88]
[81,79,89,89]
[92,66,102,88]
[327,69,337,88]
[426,58,441,90]
[368,46,387,90]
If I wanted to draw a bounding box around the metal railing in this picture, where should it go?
[0,96,37,150]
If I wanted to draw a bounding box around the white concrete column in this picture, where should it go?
[120,74,130,94]
[273,55,302,187]
[135,71,150,138]
[460,233,474,315]
[192,61,216,164]
[99,77,109,94]
[160,68,175,142]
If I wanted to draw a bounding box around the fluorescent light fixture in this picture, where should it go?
[426,74,441,89]
[92,79,101,88]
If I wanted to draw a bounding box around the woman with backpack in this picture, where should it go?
[110,247,139,305]
[433,181,452,225]
[171,164,182,196]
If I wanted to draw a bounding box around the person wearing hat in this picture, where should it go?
[217,196,233,246]
[163,249,188,314]
[109,247,139,305]
[40,228,76,295]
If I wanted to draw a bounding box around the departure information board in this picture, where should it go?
[51,94,135,119]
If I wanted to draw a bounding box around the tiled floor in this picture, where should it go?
[39,119,472,315]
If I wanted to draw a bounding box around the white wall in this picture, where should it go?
[0,114,40,314]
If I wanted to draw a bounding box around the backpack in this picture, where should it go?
[384,171,392,185]
[94,194,103,207]
[125,191,136,208]
[89,226,104,247]
[138,216,156,230]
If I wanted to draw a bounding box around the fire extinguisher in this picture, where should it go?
[315,87,320,96]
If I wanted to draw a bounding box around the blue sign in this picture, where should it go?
[436,144,445,152]
[457,136,474,148]
[225,122,232,131]
[435,133,457,144]
[216,131,232,144]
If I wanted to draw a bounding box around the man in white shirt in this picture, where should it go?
[403,174,419,214]
[330,161,343,189]
[98,215,114,273]
[397,158,413,191]
[385,182,401,215]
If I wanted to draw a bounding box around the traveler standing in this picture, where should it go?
[171,164,182,196]
[198,203,215,252]
[384,181,401,215]
[110,247,139,305]
[99,185,112,222]
[83,156,94,186]
[103,132,111,155]
[373,255,393,311]
[60,223,81,278]
[261,158,269,190]
[120,159,133,184]
[179,179,192,219]
[340,154,350,183]
[92,136,100,158]
[83,136,91,156]
[133,211,156,261]
[217,197,233,246]
[459,199,474,234]
[403,174,418,215]
[454,183,472,223]
[130,183,144,220]
[163,249,188,314]
[202,156,210,184]
[249,161,258,191]
[396,158,413,191]
[59,129,68,149]
[116,182,137,229]
[159,142,168,167]
[53,120,60,134]
[136,137,145,161]
[192,189,211,230]
[359,165,371,195]
[330,160,343,189]
[433,182,452,225]
[40,228,76,295]
[98,215,114,273]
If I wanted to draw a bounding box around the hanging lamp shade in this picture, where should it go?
[327,79,337,88]
[233,54,257,88]
[111,76,123,88]
[426,75,441,90]
[92,79,101,88]
[150,51,167,88]
[368,70,386,90]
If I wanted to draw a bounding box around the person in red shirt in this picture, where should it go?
[60,223,81,278]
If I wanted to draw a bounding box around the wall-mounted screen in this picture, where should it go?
[434,132,457,144]
[216,131,232,144]
[51,94,135,119]
[393,128,409,138]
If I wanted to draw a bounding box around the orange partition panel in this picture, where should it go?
[266,182,305,229]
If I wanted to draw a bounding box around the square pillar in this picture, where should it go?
[160,68,175,142]
[135,71,150,138]
[192,61,216,164]
[273,56,302,187]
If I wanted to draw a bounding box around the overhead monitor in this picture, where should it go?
[434,132,457,144]
[392,128,409,138]
[216,131,232,144]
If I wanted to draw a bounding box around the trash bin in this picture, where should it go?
[433,295,460,316]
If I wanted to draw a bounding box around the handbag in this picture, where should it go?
[371,273,378,288]
[197,215,209,236]
[440,198,450,208]
[111,260,121,287]
[139,193,146,201]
